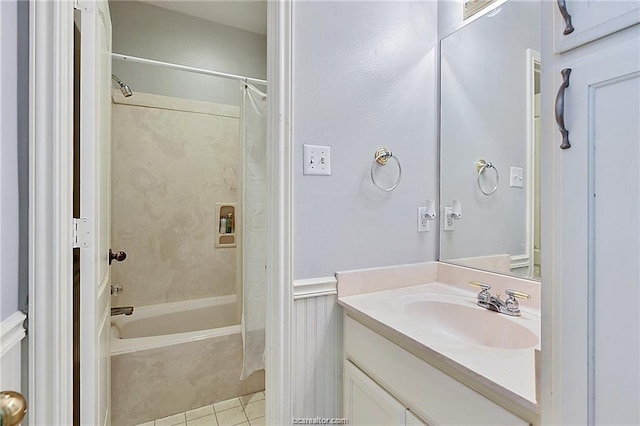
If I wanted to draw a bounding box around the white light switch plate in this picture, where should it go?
[510,166,524,188]
[303,144,331,176]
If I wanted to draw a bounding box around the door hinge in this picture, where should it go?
[73,218,93,248]
[74,0,93,12]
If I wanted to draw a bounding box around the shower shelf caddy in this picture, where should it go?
[215,203,237,248]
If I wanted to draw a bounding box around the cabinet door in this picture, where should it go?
[553,0,640,53]
[343,361,406,426]
[405,410,428,426]
[549,28,640,425]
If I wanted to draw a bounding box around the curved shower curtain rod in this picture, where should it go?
[111,53,267,86]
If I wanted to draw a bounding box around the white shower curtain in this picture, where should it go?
[240,83,267,380]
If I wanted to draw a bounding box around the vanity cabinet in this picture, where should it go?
[343,315,531,426]
[544,3,639,424]
[552,0,640,53]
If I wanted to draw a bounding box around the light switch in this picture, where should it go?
[303,144,331,176]
[510,166,524,188]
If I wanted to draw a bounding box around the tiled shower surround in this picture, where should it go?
[110,92,264,425]
[111,91,240,307]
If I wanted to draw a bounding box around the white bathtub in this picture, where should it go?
[110,295,240,355]
[110,295,265,426]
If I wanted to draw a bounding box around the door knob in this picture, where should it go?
[109,249,127,265]
[0,391,27,426]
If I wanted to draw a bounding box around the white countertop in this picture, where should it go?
[338,282,540,415]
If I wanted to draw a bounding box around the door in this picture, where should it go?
[78,1,112,425]
[553,0,640,53]
[343,361,406,426]
[550,28,640,424]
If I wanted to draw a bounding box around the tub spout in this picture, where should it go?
[111,306,134,316]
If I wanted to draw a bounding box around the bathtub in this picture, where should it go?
[110,295,265,426]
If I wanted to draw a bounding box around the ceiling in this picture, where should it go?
[139,0,267,36]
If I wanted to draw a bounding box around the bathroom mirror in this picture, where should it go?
[439,0,541,280]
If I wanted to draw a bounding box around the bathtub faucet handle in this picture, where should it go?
[109,249,127,265]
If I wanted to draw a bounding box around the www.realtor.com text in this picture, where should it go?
[292,418,349,424]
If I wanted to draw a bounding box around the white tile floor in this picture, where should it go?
[138,391,265,426]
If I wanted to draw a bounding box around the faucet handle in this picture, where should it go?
[504,289,530,313]
[505,289,530,300]
[469,281,491,292]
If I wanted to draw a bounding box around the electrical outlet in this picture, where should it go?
[303,144,331,176]
[444,207,454,231]
[417,207,429,232]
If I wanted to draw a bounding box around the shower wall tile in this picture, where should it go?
[111,92,240,307]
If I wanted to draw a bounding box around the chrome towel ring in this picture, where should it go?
[371,147,402,192]
[476,159,499,195]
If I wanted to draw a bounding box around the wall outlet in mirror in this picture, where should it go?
[510,167,524,188]
[444,207,454,231]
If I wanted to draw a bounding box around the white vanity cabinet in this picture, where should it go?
[543,2,640,424]
[343,315,532,426]
[552,0,640,53]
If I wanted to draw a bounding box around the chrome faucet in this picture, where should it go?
[111,306,134,316]
[469,281,530,317]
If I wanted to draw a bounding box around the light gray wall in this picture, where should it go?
[439,0,540,261]
[0,0,20,322]
[292,1,439,279]
[109,1,266,106]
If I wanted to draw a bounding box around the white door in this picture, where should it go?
[405,410,428,426]
[552,0,640,53]
[343,361,406,426]
[548,27,640,424]
[79,1,112,425]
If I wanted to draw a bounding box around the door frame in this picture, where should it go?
[29,0,294,423]
[266,1,294,424]
[28,0,74,424]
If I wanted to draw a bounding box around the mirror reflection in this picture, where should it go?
[440,0,541,280]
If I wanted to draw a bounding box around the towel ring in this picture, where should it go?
[371,147,402,192]
[476,159,499,195]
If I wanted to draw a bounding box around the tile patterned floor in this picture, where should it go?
[137,391,265,426]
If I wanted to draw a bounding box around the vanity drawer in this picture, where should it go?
[344,315,529,425]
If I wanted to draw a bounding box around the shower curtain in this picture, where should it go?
[240,83,267,380]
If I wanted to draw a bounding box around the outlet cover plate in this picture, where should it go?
[303,144,331,176]
[417,207,429,232]
[444,207,454,231]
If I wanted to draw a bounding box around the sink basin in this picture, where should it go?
[404,300,538,350]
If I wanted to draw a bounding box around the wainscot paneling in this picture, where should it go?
[0,311,27,391]
[292,277,342,419]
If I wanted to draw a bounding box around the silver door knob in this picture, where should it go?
[0,391,27,426]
